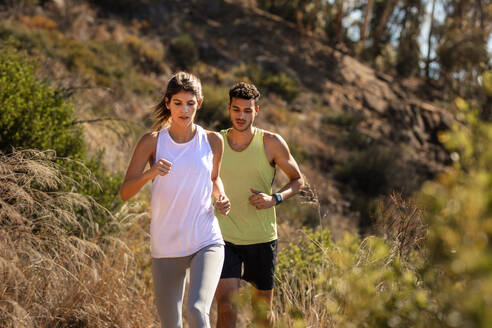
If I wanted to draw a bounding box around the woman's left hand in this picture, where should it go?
[216,194,231,215]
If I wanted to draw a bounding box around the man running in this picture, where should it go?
[214,82,304,327]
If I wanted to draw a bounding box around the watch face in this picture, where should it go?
[274,193,282,204]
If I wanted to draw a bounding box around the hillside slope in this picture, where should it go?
[117,0,453,229]
[1,0,455,232]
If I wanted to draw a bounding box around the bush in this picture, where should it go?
[19,15,58,31]
[275,228,423,327]
[197,83,230,130]
[416,98,492,327]
[0,46,85,158]
[235,62,300,102]
[90,0,155,11]
[0,150,155,327]
[322,111,361,128]
[124,34,166,73]
[335,145,398,196]
[276,98,492,327]
[169,34,199,70]
[0,45,123,223]
[0,24,155,96]
[261,71,300,102]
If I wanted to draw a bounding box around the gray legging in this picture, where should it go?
[152,244,224,328]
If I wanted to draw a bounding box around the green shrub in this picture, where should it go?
[322,111,361,128]
[335,146,397,196]
[90,0,156,11]
[0,24,154,96]
[276,98,492,327]
[235,62,300,102]
[0,46,84,158]
[275,228,424,327]
[322,112,374,149]
[170,34,199,70]
[261,71,300,102]
[197,83,230,130]
[344,128,374,149]
[0,45,123,224]
[415,97,492,327]
[234,62,263,85]
[124,34,166,73]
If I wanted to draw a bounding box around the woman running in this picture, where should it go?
[120,72,230,328]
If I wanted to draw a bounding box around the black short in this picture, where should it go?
[220,240,277,290]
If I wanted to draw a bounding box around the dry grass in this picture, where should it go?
[0,150,157,328]
[375,192,427,259]
[273,192,428,327]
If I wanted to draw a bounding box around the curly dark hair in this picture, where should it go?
[229,82,260,105]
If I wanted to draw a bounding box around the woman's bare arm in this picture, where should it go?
[120,132,171,201]
[207,131,230,215]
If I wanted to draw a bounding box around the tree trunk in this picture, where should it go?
[333,0,345,44]
[296,6,305,33]
[372,0,400,55]
[359,0,374,50]
[475,0,484,29]
[426,0,437,79]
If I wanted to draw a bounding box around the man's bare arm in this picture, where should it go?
[249,133,304,209]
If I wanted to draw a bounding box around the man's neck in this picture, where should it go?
[228,126,255,144]
[226,126,256,152]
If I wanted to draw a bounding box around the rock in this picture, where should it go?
[52,0,66,10]
[376,71,394,84]
[363,90,388,114]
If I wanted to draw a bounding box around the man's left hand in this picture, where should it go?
[249,188,276,209]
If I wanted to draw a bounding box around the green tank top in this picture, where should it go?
[215,128,277,245]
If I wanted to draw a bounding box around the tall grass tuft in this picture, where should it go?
[0,150,157,328]
[376,192,426,259]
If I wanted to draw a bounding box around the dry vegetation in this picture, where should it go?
[0,150,157,328]
[273,192,428,328]
[2,1,491,327]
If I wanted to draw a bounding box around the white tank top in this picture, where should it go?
[150,125,224,258]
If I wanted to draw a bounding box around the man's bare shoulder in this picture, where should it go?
[262,130,287,150]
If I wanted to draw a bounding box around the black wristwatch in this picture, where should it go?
[273,193,283,205]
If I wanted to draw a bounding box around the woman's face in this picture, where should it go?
[166,91,202,128]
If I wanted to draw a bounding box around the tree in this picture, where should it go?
[333,0,345,44]
[436,0,491,97]
[425,0,437,79]
[396,0,424,77]
[358,0,375,52]
[372,0,400,56]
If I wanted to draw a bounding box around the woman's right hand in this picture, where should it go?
[148,158,172,179]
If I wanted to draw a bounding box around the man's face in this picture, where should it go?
[228,97,259,132]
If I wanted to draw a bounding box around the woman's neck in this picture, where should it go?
[168,123,197,143]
